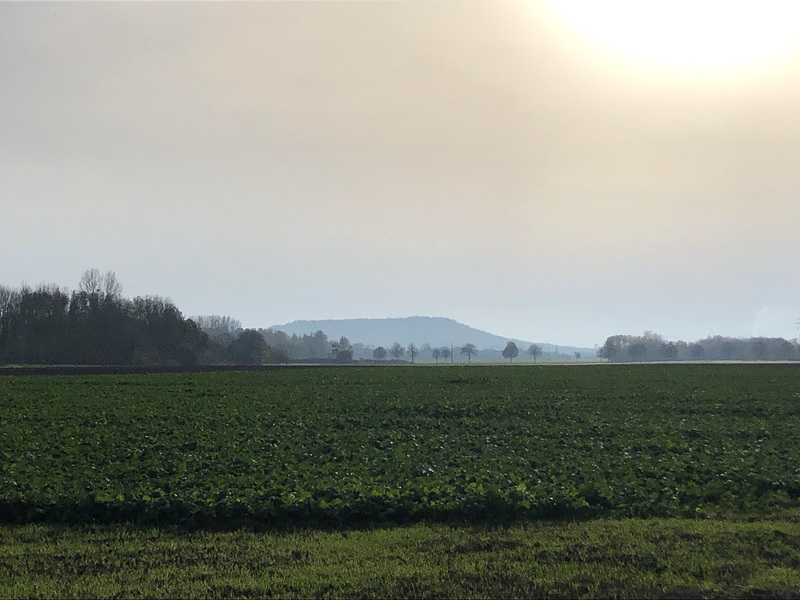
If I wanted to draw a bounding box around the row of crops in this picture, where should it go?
[1,365,799,527]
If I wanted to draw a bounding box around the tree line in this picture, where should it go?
[365,341,545,364]
[1,269,593,367]
[0,271,208,365]
[0,271,289,366]
[598,331,800,362]
[193,317,335,363]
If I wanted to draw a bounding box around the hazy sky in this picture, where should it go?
[2,1,799,348]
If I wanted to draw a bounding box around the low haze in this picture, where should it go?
[2,1,799,348]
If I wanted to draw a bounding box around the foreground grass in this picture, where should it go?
[3,515,800,598]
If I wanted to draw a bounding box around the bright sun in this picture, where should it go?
[541,0,800,73]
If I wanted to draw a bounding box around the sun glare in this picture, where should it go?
[541,0,800,73]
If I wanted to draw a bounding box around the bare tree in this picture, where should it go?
[460,343,477,363]
[193,315,242,340]
[78,269,121,306]
[78,269,103,296]
[103,272,122,303]
[408,343,418,363]
[0,285,15,324]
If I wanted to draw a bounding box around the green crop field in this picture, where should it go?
[2,364,799,526]
[1,364,800,597]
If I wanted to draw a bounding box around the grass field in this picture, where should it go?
[1,364,799,597]
[3,516,800,598]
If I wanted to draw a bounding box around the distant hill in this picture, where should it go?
[269,316,594,356]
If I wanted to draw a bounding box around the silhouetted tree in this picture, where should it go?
[502,341,518,363]
[460,343,477,363]
[440,346,451,362]
[194,315,242,341]
[227,329,270,365]
[432,348,441,363]
[0,273,213,366]
[408,343,418,363]
[78,269,121,307]
[373,346,387,360]
[598,336,625,362]
[390,342,405,360]
[528,344,542,362]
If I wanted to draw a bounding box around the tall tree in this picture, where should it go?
[527,344,542,362]
[390,342,405,360]
[78,269,121,307]
[194,315,242,341]
[598,336,624,363]
[407,343,418,364]
[460,343,477,363]
[372,346,387,360]
[502,341,518,363]
[431,348,441,363]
